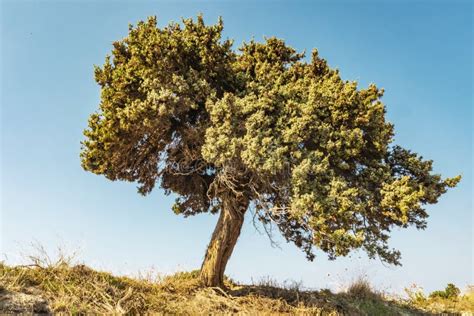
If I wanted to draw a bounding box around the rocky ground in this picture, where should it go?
[0,288,50,314]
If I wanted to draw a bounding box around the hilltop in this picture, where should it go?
[1,259,472,315]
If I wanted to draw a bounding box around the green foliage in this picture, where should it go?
[81,15,460,265]
[405,283,473,314]
[429,283,461,299]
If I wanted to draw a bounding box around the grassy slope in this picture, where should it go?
[0,262,473,315]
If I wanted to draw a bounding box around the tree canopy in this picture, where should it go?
[81,15,460,286]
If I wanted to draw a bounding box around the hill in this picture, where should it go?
[0,261,472,315]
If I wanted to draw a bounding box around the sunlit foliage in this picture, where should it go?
[81,15,460,265]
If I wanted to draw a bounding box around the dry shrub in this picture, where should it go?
[346,276,381,301]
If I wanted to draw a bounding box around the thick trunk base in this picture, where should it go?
[200,197,247,287]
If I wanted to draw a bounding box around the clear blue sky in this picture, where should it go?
[1,0,472,294]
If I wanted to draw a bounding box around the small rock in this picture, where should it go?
[0,289,50,314]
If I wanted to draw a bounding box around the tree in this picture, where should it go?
[81,15,460,287]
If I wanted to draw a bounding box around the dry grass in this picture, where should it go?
[0,250,472,315]
[404,284,474,315]
[346,276,381,301]
[0,262,331,315]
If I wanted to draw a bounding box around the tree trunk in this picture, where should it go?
[200,196,248,287]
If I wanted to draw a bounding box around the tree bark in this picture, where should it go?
[200,196,248,287]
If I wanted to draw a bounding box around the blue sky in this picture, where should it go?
[1,0,472,294]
